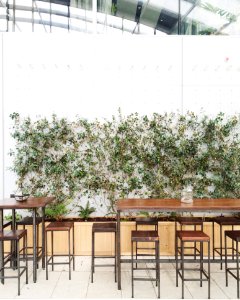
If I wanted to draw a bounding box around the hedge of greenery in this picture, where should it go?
[9,111,240,218]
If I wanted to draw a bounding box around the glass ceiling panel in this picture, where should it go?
[201,0,240,15]
[116,0,139,20]
[0,0,239,34]
[149,0,192,16]
[188,6,228,30]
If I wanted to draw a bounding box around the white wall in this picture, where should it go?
[1,34,240,198]
[183,36,240,114]
[0,35,3,199]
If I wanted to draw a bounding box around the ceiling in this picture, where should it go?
[0,0,239,34]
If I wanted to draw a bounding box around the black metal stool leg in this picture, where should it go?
[208,240,210,299]
[72,225,75,271]
[194,225,197,260]
[225,233,228,287]
[212,221,215,260]
[51,231,54,271]
[36,224,39,268]
[68,228,71,280]
[46,231,48,280]
[176,233,178,287]
[200,242,203,287]
[220,224,223,270]
[237,240,239,299]
[114,231,117,282]
[232,225,234,261]
[91,231,94,283]
[131,240,134,298]
[17,241,20,296]
[181,241,184,299]
[157,240,160,298]
[25,233,28,284]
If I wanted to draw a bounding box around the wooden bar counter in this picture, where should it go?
[116,198,240,290]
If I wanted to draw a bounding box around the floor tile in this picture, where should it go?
[0,256,236,299]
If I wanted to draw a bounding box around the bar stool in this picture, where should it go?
[45,222,75,280]
[224,230,240,298]
[131,230,160,298]
[16,216,42,265]
[176,230,210,299]
[135,217,158,267]
[212,216,240,269]
[175,216,203,259]
[91,222,117,283]
[0,229,28,296]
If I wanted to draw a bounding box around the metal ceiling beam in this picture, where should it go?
[170,0,201,34]
[6,4,135,34]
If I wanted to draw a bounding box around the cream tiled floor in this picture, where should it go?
[0,256,239,299]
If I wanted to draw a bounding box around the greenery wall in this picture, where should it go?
[9,111,240,218]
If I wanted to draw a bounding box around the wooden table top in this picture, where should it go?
[0,196,55,209]
[116,198,240,212]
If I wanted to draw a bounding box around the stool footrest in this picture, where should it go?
[133,267,157,271]
[94,264,115,267]
[93,255,115,259]
[136,247,156,250]
[135,253,156,256]
[47,261,73,266]
[133,277,158,281]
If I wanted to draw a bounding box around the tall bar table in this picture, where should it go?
[0,196,55,283]
[116,198,240,290]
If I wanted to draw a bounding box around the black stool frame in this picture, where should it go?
[131,231,160,299]
[176,231,210,299]
[212,217,240,270]
[135,218,158,269]
[175,217,203,260]
[225,230,240,299]
[0,230,28,296]
[91,223,117,283]
[16,217,42,266]
[46,223,75,280]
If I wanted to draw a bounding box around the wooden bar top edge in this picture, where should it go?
[0,196,55,208]
[116,198,240,212]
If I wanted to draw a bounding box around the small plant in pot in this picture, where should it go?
[77,201,96,221]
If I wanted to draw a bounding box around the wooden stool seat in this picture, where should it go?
[92,222,116,232]
[16,216,42,226]
[175,217,203,261]
[214,216,240,226]
[177,230,210,242]
[46,221,74,231]
[135,217,158,226]
[131,230,159,242]
[0,229,27,241]
[176,217,203,225]
[225,230,240,242]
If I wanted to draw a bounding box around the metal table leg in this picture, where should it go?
[42,207,45,270]
[0,209,4,284]
[12,209,17,268]
[33,208,37,283]
[117,210,121,290]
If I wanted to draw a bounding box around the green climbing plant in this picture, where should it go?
[9,111,240,218]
